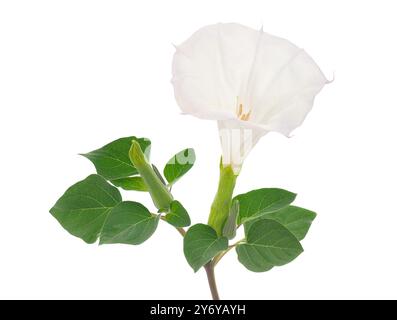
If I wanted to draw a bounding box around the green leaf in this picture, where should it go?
[164,200,191,227]
[111,177,148,192]
[222,200,239,240]
[236,219,303,272]
[245,206,317,241]
[81,136,151,180]
[234,188,296,225]
[163,148,195,185]
[50,174,122,244]
[184,224,228,272]
[100,201,160,245]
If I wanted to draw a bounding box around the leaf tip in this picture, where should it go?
[78,152,91,160]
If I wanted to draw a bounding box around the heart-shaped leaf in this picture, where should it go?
[234,188,296,225]
[245,206,317,241]
[100,201,159,245]
[81,136,151,180]
[236,219,303,272]
[184,224,228,272]
[164,200,191,228]
[50,174,122,244]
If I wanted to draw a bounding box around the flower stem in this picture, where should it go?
[204,262,220,300]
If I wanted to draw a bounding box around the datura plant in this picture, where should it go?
[50,23,328,300]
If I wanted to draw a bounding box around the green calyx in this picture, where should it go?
[129,140,173,210]
[207,162,238,236]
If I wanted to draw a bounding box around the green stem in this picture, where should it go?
[159,160,238,300]
[213,239,245,267]
[208,163,238,236]
[160,216,186,237]
[160,218,219,300]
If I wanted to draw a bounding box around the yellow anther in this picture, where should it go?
[235,97,252,121]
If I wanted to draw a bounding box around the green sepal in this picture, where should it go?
[222,200,239,240]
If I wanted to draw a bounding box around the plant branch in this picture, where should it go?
[213,239,245,267]
[160,216,222,300]
[176,226,186,237]
[204,261,220,300]
[160,216,186,237]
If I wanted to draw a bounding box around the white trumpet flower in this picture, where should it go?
[172,23,328,173]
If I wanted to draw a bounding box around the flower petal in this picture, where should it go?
[172,23,260,119]
[243,33,327,136]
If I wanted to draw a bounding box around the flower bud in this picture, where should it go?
[129,140,173,210]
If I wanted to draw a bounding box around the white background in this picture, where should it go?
[1,0,396,300]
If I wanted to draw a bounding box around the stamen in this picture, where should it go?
[235,98,252,121]
[245,109,252,120]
